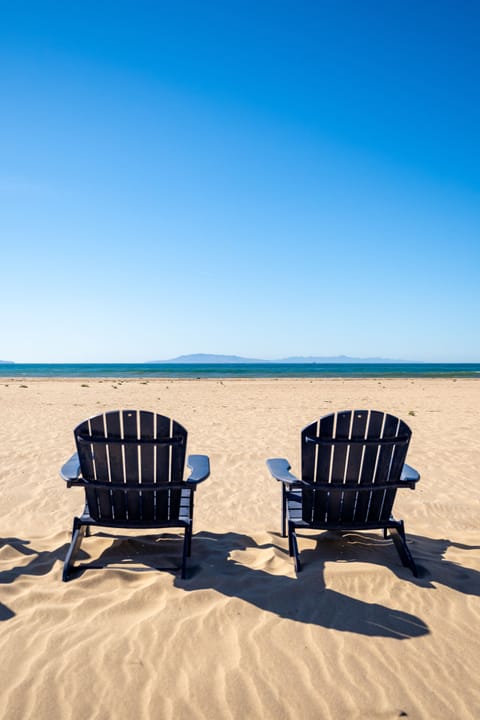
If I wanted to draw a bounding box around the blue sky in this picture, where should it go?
[1,1,479,362]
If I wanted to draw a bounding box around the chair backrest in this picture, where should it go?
[301,410,411,526]
[74,410,187,524]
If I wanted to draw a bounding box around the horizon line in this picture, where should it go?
[2,359,480,365]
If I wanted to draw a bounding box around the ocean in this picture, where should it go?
[0,363,479,378]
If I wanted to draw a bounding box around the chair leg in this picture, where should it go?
[287,523,293,556]
[281,484,287,537]
[289,522,302,573]
[63,518,86,582]
[181,526,190,580]
[390,522,418,577]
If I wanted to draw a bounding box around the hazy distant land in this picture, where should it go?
[0,355,405,365]
[151,353,403,364]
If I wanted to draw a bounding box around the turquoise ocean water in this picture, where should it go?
[0,363,479,378]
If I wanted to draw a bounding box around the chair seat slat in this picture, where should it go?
[76,435,185,446]
[305,435,410,446]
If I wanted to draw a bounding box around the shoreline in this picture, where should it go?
[0,375,477,383]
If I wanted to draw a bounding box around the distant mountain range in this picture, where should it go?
[0,360,14,364]
[152,354,263,364]
[150,353,402,364]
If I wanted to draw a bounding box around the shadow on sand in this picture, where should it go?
[272,528,480,592]
[0,537,75,582]
[1,530,478,636]
[169,529,478,638]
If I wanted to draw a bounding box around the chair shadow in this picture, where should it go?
[0,603,15,621]
[0,537,38,557]
[71,531,191,575]
[286,529,480,595]
[170,531,428,638]
[411,533,480,594]
[1,529,478,635]
[0,536,76,621]
[176,528,479,636]
[0,537,79,585]
[71,529,430,639]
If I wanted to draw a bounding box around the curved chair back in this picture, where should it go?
[301,410,411,526]
[74,410,187,524]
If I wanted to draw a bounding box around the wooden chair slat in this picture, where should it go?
[76,419,94,480]
[354,410,384,522]
[155,414,171,519]
[367,413,398,522]
[341,409,369,521]
[307,414,334,523]
[123,410,140,521]
[324,410,349,522]
[105,410,126,519]
[315,414,334,485]
[169,419,187,519]
[89,414,112,521]
[139,411,155,521]
[301,419,317,482]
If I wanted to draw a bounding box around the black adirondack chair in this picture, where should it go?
[266,410,420,576]
[60,410,210,581]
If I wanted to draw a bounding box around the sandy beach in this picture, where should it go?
[1,377,479,720]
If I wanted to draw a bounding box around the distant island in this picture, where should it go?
[150,354,403,364]
[0,360,14,364]
[151,354,264,364]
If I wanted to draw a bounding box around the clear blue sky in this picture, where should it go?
[1,1,479,362]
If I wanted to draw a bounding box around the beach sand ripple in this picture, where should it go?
[1,379,479,719]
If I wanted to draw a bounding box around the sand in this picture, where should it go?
[0,377,479,720]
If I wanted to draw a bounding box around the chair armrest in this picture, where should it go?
[60,453,82,487]
[186,454,210,484]
[266,458,303,486]
[400,463,420,486]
